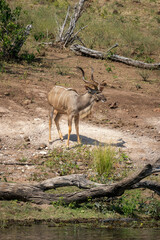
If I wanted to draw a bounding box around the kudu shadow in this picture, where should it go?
[62,134,126,148]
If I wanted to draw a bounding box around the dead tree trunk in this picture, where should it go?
[70,44,160,70]
[0,159,159,204]
[56,0,87,47]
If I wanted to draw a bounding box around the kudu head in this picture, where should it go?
[77,67,107,102]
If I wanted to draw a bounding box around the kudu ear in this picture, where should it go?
[85,85,92,92]
[99,82,107,92]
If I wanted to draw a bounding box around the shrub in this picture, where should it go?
[138,70,150,82]
[0,0,31,59]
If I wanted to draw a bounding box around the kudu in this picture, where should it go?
[48,67,106,148]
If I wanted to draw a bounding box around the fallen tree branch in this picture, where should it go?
[70,44,160,70]
[37,174,104,191]
[0,158,159,204]
[131,181,160,196]
[0,161,43,166]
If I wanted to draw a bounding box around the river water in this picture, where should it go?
[0,225,160,240]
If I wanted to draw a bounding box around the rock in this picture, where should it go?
[109,102,118,109]
[37,143,47,150]
[39,151,48,155]
[113,10,119,15]
[153,108,160,113]
[4,92,10,96]
[141,157,147,161]
[24,136,30,142]
[23,99,32,105]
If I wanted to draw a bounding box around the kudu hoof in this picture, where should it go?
[49,140,53,144]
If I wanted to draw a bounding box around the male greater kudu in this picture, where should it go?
[48,67,106,148]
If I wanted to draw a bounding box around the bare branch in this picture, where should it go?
[106,43,119,54]
[59,6,70,40]
[67,25,88,46]
[56,0,87,47]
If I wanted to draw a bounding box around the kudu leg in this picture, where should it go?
[49,106,54,143]
[67,116,73,148]
[74,115,81,145]
[54,113,63,141]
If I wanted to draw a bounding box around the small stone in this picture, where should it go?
[109,102,118,109]
[113,9,118,15]
[153,108,160,113]
[23,99,32,105]
[4,92,10,96]
[141,157,147,161]
[39,151,47,155]
[24,136,30,142]
[37,143,47,150]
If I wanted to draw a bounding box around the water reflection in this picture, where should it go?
[0,225,160,240]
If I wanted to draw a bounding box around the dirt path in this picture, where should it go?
[0,106,159,168]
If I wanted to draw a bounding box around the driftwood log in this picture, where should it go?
[0,158,159,205]
[70,44,160,70]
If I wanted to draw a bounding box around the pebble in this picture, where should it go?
[23,99,32,105]
[37,143,47,150]
[39,151,48,155]
[24,136,30,142]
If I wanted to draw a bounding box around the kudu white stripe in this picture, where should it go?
[48,67,106,148]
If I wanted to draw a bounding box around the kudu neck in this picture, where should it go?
[77,92,94,111]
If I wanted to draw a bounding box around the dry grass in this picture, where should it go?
[4,0,159,61]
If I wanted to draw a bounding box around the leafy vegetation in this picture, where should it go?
[94,190,160,219]
[1,189,159,228]
[44,146,91,176]
[0,0,31,59]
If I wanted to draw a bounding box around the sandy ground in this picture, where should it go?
[0,49,160,182]
[0,105,159,165]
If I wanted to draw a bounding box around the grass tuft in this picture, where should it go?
[93,145,117,177]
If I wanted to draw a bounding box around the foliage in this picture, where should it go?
[0,60,4,72]
[45,146,92,176]
[20,52,35,63]
[0,0,31,59]
[143,197,160,219]
[109,191,141,216]
[94,190,160,219]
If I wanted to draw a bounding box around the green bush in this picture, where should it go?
[0,0,31,59]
